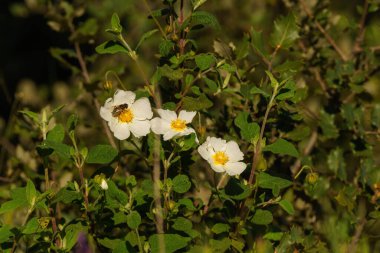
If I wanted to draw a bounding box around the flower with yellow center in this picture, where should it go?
[151,109,198,141]
[198,137,246,176]
[100,89,153,140]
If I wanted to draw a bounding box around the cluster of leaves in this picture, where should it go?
[1,0,380,252]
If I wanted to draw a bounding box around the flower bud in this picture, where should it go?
[94,173,108,190]
[257,155,267,172]
[104,80,113,90]
[306,172,318,184]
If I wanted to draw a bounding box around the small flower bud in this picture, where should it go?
[94,173,108,190]
[168,200,176,210]
[104,80,113,90]
[257,155,267,172]
[306,172,318,184]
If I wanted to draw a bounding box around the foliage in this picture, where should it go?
[1,0,380,252]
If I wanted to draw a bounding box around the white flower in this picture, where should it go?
[100,89,153,140]
[198,137,247,176]
[100,179,108,190]
[151,109,198,141]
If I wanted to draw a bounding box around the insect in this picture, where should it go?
[112,103,129,118]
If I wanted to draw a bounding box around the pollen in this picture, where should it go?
[212,151,229,166]
[118,109,134,123]
[170,119,186,132]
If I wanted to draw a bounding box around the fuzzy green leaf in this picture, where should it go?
[126,211,141,229]
[86,145,118,164]
[195,53,216,71]
[270,13,299,50]
[251,209,273,225]
[279,199,295,215]
[96,41,128,55]
[234,111,260,143]
[182,93,213,111]
[263,138,299,157]
[172,175,191,193]
[211,223,230,234]
[149,234,190,253]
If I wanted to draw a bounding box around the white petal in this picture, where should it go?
[113,122,131,140]
[224,162,247,176]
[100,180,108,190]
[179,110,196,123]
[210,162,225,173]
[100,106,112,122]
[156,109,177,121]
[113,90,136,105]
[151,117,170,135]
[198,143,211,161]
[103,97,114,109]
[130,97,153,120]
[179,128,199,143]
[129,120,151,138]
[225,141,244,162]
[163,130,178,141]
[209,137,227,152]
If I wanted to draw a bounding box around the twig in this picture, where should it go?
[290,130,318,176]
[311,68,330,98]
[353,0,369,54]
[348,218,366,253]
[142,0,167,39]
[299,0,349,62]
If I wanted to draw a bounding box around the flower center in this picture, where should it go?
[118,109,134,123]
[212,151,229,166]
[170,119,186,132]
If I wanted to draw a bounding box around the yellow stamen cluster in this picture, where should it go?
[170,119,186,132]
[118,109,134,123]
[212,151,229,166]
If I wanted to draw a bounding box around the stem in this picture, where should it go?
[203,173,229,214]
[248,84,278,185]
[353,0,369,54]
[299,0,348,62]
[105,71,127,90]
[135,229,143,253]
[142,0,167,39]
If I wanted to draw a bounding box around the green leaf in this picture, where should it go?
[182,93,213,111]
[43,140,71,160]
[250,86,270,98]
[47,124,65,142]
[265,71,279,88]
[234,112,260,143]
[257,172,292,195]
[149,234,190,253]
[279,199,295,215]
[63,222,88,251]
[221,178,252,200]
[264,232,284,241]
[263,138,299,157]
[23,217,46,234]
[250,28,268,57]
[327,148,347,181]
[76,18,98,37]
[96,41,128,55]
[0,225,13,243]
[0,187,28,214]
[172,217,199,238]
[270,12,299,50]
[172,175,191,193]
[159,65,184,80]
[211,223,230,234]
[20,110,40,124]
[86,145,118,164]
[319,110,339,139]
[195,53,216,71]
[126,211,141,229]
[26,179,37,207]
[251,209,273,225]
[135,29,158,50]
[66,114,79,132]
[192,0,207,10]
[159,40,175,56]
[51,186,81,204]
[190,11,220,30]
[107,13,122,34]
[210,237,231,252]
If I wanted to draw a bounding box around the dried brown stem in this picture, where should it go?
[299,0,349,62]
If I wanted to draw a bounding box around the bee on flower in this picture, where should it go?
[100,89,153,140]
[198,137,246,176]
[151,109,198,142]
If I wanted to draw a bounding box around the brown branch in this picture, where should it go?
[353,0,369,54]
[311,68,330,98]
[348,218,367,253]
[299,0,349,62]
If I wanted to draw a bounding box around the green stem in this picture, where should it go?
[135,229,143,253]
